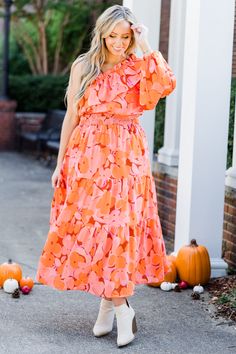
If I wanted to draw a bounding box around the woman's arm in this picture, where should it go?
[131,24,176,110]
[56,60,82,167]
[130,23,152,56]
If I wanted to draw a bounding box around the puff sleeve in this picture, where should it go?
[139,50,176,110]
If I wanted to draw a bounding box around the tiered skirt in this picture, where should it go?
[36,113,171,298]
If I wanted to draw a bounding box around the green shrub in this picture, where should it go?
[154,98,166,154]
[9,36,31,75]
[228,78,236,169]
[9,74,68,112]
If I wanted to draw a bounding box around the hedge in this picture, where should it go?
[9,74,69,112]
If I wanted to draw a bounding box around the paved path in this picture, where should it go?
[0,151,235,354]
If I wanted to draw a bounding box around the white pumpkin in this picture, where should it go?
[160,282,172,291]
[3,278,19,293]
[193,284,204,294]
[171,283,179,289]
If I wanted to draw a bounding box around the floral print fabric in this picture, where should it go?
[36,50,176,298]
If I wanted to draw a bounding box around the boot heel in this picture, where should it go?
[132,315,137,333]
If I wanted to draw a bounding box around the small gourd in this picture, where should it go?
[160,282,172,291]
[21,285,31,295]
[171,283,179,289]
[3,278,19,293]
[193,284,204,294]
[19,276,34,290]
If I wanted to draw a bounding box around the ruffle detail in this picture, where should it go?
[77,50,176,116]
[78,53,142,116]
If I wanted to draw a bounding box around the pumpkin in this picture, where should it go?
[193,284,204,294]
[160,282,172,291]
[168,254,177,267]
[176,239,211,286]
[3,278,19,293]
[171,283,179,289]
[19,277,34,290]
[148,255,177,287]
[0,259,23,288]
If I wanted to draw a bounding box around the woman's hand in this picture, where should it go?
[51,164,62,188]
[130,23,151,51]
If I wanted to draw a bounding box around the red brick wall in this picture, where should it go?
[223,186,236,270]
[159,0,171,61]
[0,100,17,150]
[152,163,177,254]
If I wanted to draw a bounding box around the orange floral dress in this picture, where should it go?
[36,50,176,298]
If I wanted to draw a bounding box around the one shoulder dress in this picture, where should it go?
[36,50,177,298]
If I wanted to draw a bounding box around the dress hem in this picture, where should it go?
[35,267,170,299]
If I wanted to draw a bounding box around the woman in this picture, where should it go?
[36,4,176,348]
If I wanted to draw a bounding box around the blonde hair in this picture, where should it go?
[64,4,138,110]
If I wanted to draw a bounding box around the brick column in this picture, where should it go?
[0,99,17,150]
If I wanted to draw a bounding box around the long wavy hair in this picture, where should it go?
[64,5,138,111]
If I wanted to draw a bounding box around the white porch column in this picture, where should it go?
[225,96,236,188]
[172,0,234,277]
[123,0,162,164]
[158,0,183,166]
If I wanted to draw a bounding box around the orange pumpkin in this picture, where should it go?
[176,239,211,286]
[148,255,177,287]
[19,276,34,290]
[167,254,177,268]
[0,259,23,287]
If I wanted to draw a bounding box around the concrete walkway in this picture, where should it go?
[0,151,235,354]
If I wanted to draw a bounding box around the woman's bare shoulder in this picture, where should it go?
[71,57,84,75]
[69,57,85,87]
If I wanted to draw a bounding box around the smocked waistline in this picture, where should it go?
[78,113,141,126]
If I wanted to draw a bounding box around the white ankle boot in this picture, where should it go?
[93,298,115,337]
[114,299,137,347]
